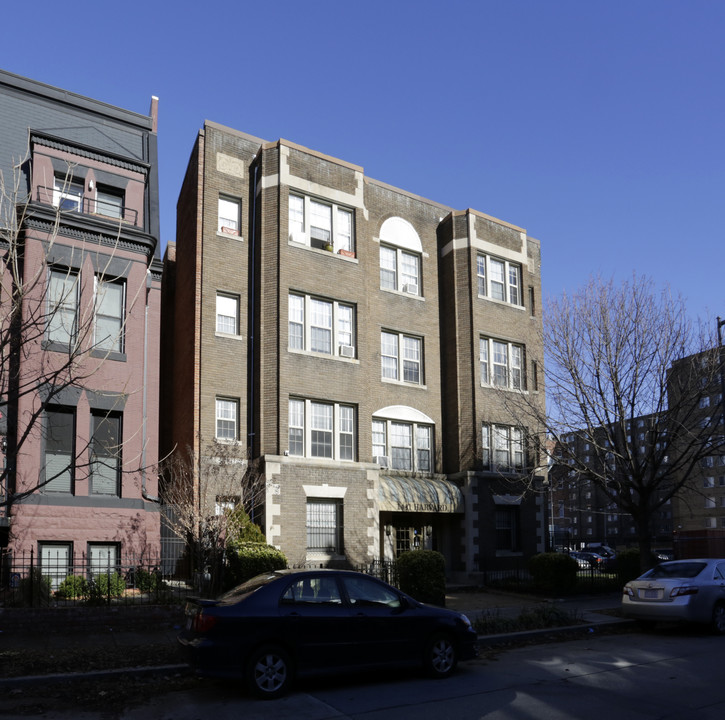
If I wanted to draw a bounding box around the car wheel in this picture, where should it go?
[246,645,293,699]
[423,633,458,678]
[711,603,725,635]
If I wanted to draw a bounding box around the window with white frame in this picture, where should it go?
[94,276,125,353]
[53,176,84,212]
[40,542,72,590]
[288,399,356,460]
[380,245,420,295]
[477,253,522,305]
[43,408,75,492]
[48,268,79,346]
[216,293,239,335]
[215,398,239,441]
[288,294,355,357]
[218,196,241,235]
[288,193,354,254]
[307,499,344,553]
[482,423,526,471]
[480,337,525,390]
[96,186,124,220]
[88,543,119,577]
[372,418,432,472]
[90,411,121,496]
[381,331,422,384]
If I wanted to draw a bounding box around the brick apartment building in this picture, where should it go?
[0,70,162,582]
[161,121,546,581]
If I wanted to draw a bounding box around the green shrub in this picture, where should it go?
[224,541,287,588]
[615,548,643,582]
[226,507,267,544]
[528,552,578,594]
[57,574,88,599]
[396,550,446,606]
[87,572,125,603]
[133,567,161,593]
[474,604,580,635]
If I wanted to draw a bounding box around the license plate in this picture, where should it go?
[644,589,659,599]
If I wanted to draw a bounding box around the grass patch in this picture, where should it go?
[473,603,582,635]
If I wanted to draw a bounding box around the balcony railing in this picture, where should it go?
[35,186,139,226]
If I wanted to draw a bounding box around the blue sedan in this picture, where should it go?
[179,569,478,698]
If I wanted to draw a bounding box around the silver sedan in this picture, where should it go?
[622,558,725,632]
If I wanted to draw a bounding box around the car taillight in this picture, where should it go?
[193,611,217,633]
[623,585,634,597]
[670,586,698,598]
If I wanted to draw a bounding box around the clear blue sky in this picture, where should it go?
[3,0,723,323]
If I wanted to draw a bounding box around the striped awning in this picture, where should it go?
[378,476,464,514]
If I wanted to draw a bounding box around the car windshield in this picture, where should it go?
[643,562,707,580]
[216,571,286,604]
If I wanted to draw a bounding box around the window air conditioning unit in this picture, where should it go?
[339,344,355,358]
[403,283,418,295]
[374,455,390,468]
[289,231,309,245]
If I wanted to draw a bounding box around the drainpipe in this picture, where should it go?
[248,158,258,520]
[142,268,159,503]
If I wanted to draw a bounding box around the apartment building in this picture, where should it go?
[0,70,162,580]
[161,121,545,580]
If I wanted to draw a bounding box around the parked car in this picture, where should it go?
[576,551,607,571]
[568,551,592,570]
[178,569,478,698]
[621,558,725,632]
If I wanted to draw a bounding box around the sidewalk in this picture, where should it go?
[0,590,631,686]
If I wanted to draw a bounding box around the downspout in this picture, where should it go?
[142,269,159,502]
[248,159,258,519]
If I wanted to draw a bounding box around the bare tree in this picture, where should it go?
[1,156,149,514]
[159,439,268,592]
[507,274,722,569]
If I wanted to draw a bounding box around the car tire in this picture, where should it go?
[423,632,458,678]
[246,644,293,699]
[711,603,725,635]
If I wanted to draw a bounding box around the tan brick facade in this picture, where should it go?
[163,121,546,580]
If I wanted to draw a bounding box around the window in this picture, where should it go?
[495,506,520,551]
[477,253,522,305]
[88,543,119,578]
[53,176,83,212]
[480,337,525,390]
[288,399,356,460]
[43,408,74,492]
[218,196,241,235]
[282,574,343,604]
[482,423,525,471]
[215,398,238,441]
[381,331,422,384]
[372,419,432,472]
[40,543,71,590]
[216,293,239,335]
[342,574,401,608]
[380,245,420,294]
[96,186,124,220]
[48,268,78,345]
[288,294,355,357]
[94,277,125,353]
[306,499,344,553]
[288,194,354,254]
[90,412,121,496]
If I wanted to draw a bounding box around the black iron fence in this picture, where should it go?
[0,549,195,608]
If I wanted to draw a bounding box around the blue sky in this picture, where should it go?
[3,0,723,323]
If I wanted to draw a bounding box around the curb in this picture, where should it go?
[0,663,191,688]
[476,617,635,647]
